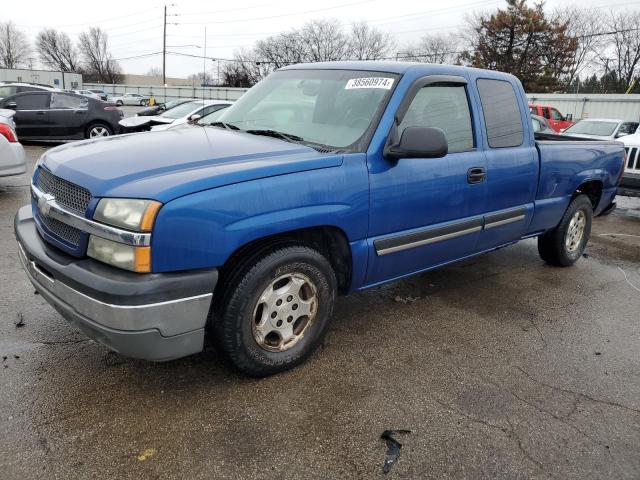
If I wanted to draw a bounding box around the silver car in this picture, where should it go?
[110,93,151,106]
[0,109,26,178]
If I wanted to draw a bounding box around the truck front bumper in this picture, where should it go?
[618,173,640,197]
[14,206,218,361]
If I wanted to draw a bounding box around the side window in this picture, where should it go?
[476,79,524,148]
[551,108,563,121]
[51,93,87,109]
[542,108,551,119]
[619,122,638,135]
[202,104,228,117]
[399,84,474,153]
[15,93,49,110]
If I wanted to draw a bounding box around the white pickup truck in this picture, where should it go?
[621,134,640,197]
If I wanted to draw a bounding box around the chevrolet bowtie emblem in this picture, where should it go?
[38,193,55,217]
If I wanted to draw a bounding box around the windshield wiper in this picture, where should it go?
[208,121,240,130]
[245,129,303,143]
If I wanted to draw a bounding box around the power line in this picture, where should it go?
[176,0,373,25]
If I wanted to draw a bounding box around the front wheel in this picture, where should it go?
[214,245,337,376]
[538,194,593,266]
[116,100,123,106]
[140,99,149,106]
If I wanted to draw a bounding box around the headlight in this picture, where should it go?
[87,236,151,272]
[94,198,161,232]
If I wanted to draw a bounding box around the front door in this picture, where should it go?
[366,76,487,286]
[11,92,50,139]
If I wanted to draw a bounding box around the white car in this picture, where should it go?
[110,93,151,106]
[561,118,639,140]
[0,109,26,178]
[149,100,233,131]
[71,89,102,101]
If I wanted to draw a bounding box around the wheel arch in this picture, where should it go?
[573,179,603,210]
[218,225,353,295]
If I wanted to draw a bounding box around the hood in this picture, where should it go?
[40,127,343,203]
[621,133,640,147]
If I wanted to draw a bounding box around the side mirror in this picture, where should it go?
[188,114,201,123]
[6,101,17,110]
[384,126,448,160]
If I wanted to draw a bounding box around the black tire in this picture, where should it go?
[140,99,148,106]
[213,245,337,376]
[85,123,113,139]
[116,100,123,106]
[538,194,593,267]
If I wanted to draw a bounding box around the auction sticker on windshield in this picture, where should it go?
[345,77,394,89]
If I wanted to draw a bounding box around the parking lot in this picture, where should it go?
[0,143,637,479]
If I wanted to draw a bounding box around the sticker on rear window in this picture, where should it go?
[345,77,394,90]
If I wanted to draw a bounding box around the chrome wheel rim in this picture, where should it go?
[565,210,586,253]
[89,126,109,138]
[252,273,318,352]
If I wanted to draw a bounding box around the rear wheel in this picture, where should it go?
[140,99,149,106]
[86,123,112,139]
[538,194,592,266]
[214,245,337,376]
[116,100,123,106]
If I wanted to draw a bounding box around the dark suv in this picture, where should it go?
[0,91,123,140]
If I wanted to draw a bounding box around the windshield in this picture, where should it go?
[159,101,203,119]
[164,99,191,110]
[215,69,398,150]
[564,120,618,136]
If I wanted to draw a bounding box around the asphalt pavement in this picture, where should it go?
[1,144,639,479]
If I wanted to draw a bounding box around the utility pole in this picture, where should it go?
[162,5,167,86]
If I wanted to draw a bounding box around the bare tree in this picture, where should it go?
[300,19,350,62]
[36,28,79,72]
[256,31,308,69]
[601,11,640,92]
[145,67,162,77]
[402,33,460,64]
[78,27,122,83]
[348,21,394,60]
[552,7,604,91]
[0,22,32,68]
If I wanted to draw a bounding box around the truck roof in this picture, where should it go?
[280,61,519,82]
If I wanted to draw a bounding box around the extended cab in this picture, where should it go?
[15,62,625,376]
[529,103,575,132]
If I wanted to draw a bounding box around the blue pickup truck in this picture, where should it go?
[15,62,625,376]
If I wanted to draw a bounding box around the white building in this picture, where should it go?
[0,68,82,89]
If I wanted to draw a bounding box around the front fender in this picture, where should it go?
[151,154,370,272]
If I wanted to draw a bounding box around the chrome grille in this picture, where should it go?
[36,168,92,215]
[625,147,640,173]
[39,212,82,246]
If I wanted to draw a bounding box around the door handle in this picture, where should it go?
[35,111,46,115]
[467,167,486,184]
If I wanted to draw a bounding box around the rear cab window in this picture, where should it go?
[476,78,524,148]
[399,83,474,153]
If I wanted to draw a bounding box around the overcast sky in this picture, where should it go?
[12,0,639,79]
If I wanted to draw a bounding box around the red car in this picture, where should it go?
[529,104,575,132]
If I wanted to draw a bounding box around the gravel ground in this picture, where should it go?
[0,144,639,479]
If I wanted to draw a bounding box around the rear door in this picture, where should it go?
[10,92,51,139]
[366,75,487,285]
[48,93,89,139]
[475,78,538,251]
